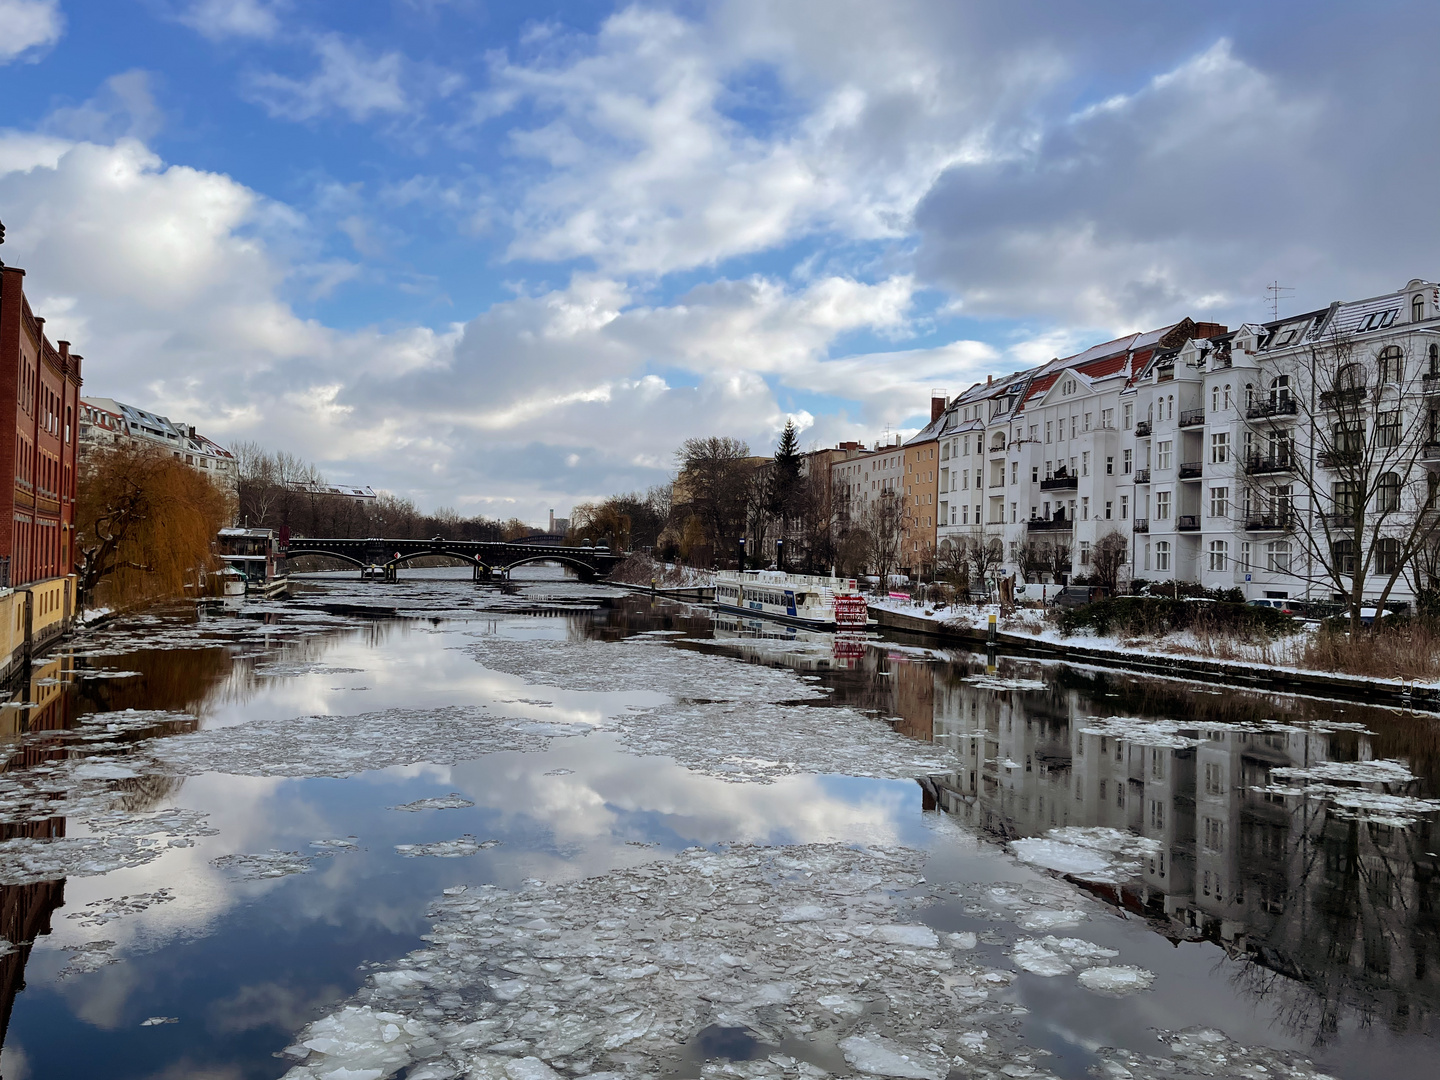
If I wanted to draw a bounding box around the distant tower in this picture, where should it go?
[548,509,555,533]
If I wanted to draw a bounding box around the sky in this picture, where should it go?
[1,0,1437,524]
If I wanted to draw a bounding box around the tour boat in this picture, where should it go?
[711,570,869,630]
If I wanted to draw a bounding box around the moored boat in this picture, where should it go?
[711,570,869,629]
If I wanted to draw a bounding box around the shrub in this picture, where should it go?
[1056,596,1295,639]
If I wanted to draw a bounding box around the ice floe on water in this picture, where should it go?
[150,706,589,779]
[1009,827,1162,884]
[280,843,1038,1080]
[65,889,175,928]
[608,699,953,783]
[252,661,366,678]
[213,838,356,880]
[1077,964,1155,996]
[0,808,216,886]
[962,676,1047,692]
[1269,759,1417,785]
[1092,1026,1338,1079]
[394,836,500,858]
[1076,717,1200,750]
[462,637,829,701]
[390,794,476,812]
[1010,935,1118,977]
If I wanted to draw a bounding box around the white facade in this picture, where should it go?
[921,278,1440,607]
[79,396,236,484]
[830,436,905,523]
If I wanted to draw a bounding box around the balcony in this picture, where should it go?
[1040,474,1078,491]
[1424,373,1440,395]
[1177,515,1201,531]
[1133,468,1151,484]
[1027,517,1073,532]
[1135,421,1152,437]
[1246,398,1299,421]
[1245,512,1294,531]
[1424,440,1440,460]
[1132,518,1149,533]
[1318,447,1362,469]
[1179,408,1205,428]
[988,480,1007,489]
[1178,461,1203,480]
[1319,386,1366,410]
[1321,512,1356,529]
[1157,365,1175,382]
[1244,453,1294,475]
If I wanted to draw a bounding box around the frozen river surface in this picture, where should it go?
[0,567,1435,1079]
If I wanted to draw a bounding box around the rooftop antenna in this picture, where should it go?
[1265,280,1294,321]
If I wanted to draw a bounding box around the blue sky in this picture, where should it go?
[1,0,1436,521]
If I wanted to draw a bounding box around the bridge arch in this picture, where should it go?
[496,552,602,579]
[384,547,489,572]
[281,547,369,570]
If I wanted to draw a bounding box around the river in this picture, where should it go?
[0,565,1434,1080]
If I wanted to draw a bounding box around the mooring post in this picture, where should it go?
[987,611,997,645]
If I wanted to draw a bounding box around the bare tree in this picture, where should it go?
[1016,540,1048,584]
[862,490,907,591]
[936,539,971,595]
[1091,530,1128,592]
[1046,539,1074,584]
[965,536,1005,592]
[1246,332,1440,630]
[675,436,753,563]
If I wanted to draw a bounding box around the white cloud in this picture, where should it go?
[0,0,63,64]
[175,0,283,41]
[245,34,410,122]
[43,69,164,142]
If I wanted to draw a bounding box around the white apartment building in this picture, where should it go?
[79,397,236,485]
[830,435,905,524]
[923,278,1440,607]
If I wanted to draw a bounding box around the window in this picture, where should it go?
[1084,413,1092,431]
[1212,385,1220,411]
[1377,537,1401,576]
[1143,542,1151,570]
[1336,362,1365,392]
[1150,799,1166,831]
[1105,501,1113,519]
[1079,540,1092,565]
[1155,540,1171,571]
[1157,441,1173,470]
[1120,495,1129,520]
[1062,377,1076,395]
[1155,490,1171,520]
[1211,432,1229,463]
[1224,384,1232,408]
[1204,817,1225,852]
[1123,448,1132,474]
[1045,421,1053,443]
[1101,408,1114,428]
[1010,502,1017,523]
[1377,410,1401,447]
[1205,762,1225,796]
[1082,451,1090,476]
[1210,487,1229,517]
[1333,479,1360,517]
[1031,466,1039,483]
[1267,539,1291,573]
[1208,540,1228,572]
[1070,416,1078,438]
[1414,294,1426,322]
[1379,346,1404,384]
[1011,461,1019,484]
[1269,374,1291,407]
[1240,541,1251,572]
[1081,497,1089,520]
[1431,344,1439,376]
[1124,402,1134,429]
[1378,472,1401,513]
[1106,455,1114,475]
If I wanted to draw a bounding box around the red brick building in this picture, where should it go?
[0,262,83,590]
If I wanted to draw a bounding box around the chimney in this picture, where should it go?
[548,509,555,533]
[931,388,947,422]
[58,340,69,362]
[986,374,992,386]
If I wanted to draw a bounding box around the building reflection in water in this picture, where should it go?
[918,665,1439,1044]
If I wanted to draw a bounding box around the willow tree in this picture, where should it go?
[76,444,233,607]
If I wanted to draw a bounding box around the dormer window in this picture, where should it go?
[1062,378,1077,395]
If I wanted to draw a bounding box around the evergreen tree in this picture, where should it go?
[769,421,803,565]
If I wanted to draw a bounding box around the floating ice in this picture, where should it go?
[962,676,1047,692]
[1011,935,1118,976]
[1270,759,1417,785]
[70,761,141,780]
[280,844,1031,1080]
[0,808,216,886]
[389,794,476,812]
[1010,827,1162,884]
[394,836,499,858]
[1253,782,1440,827]
[59,939,118,977]
[1016,909,1087,931]
[946,932,977,950]
[152,706,589,780]
[252,662,365,678]
[212,842,352,880]
[1077,965,1155,995]
[1094,1026,1338,1079]
[1077,717,1201,750]
[66,889,175,928]
[839,1034,944,1079]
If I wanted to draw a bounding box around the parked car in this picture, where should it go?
[1247,598,1300,616]
[1049,585,1110,608]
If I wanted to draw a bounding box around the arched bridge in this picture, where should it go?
[279,537,625,580]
